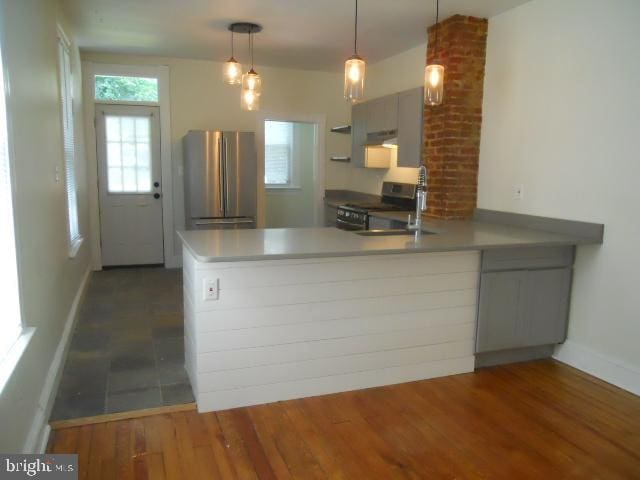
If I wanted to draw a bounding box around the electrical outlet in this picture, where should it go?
[203,278,219,301]
[514,184,524,200]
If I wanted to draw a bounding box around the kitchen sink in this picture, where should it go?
[355,229,436,237]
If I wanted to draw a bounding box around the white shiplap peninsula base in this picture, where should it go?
[183,248,479,412]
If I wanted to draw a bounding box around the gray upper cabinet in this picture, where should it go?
[351,102,367,167]
[352,88,422,168]
[366,98,386,133]
[397,87,424,168]
[366,95,398,134]
[476,246,574,354]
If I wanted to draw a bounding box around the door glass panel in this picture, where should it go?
[104,115,153,193]
[95,75,159,102]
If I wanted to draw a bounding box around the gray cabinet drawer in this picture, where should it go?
[481,246,574,271]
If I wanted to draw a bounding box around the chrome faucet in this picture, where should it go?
[407,165,427,234]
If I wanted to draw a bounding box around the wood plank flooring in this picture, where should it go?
[48,359,640,479]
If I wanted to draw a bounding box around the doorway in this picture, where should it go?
[95,104,164,266]
[263,120,321,228]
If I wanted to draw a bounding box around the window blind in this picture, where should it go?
[264,121,293,186]
[0,40,23,360]
[58,33,81,252]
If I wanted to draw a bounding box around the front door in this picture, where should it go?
[95,105,164,266]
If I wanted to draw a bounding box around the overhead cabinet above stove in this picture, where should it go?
[351,86,424,169]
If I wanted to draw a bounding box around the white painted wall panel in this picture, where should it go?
[198,356,474,412]
[183,250,480,411]
[199,339,474,393]
[196,288,477,332]
[197,307,475,352]
[193,251,479,289]
[193,272,478,311]
[198,323,475,373]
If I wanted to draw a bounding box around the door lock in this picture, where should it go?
[153,193,161,199]
[154,181,160,187]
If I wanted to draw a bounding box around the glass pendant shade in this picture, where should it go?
[424,64,444,106]
[344,55,365,102]
[241,87,260,111]
[242,69,262,96]
[223,57,242,85]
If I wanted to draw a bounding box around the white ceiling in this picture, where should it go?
[61,0,531,72]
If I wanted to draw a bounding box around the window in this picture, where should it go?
[265,121,295,187]
[95,75,159,103]
[58,30,82,256]
[0,30,23,363]
[105,115,152,193]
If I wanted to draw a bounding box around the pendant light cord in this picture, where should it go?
[250,31,254,69]
[354,0,359,55]
[231,30,234,58]
[434,0,439,57]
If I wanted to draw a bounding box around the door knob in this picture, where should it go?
[154,181,160,187]
[153,193,161,199]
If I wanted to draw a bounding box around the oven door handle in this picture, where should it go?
[336,217,365,231]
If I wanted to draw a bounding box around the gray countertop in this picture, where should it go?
[178,217,601,263]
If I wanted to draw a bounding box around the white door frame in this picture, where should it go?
[255,112,326,228]
[82,62,177,269]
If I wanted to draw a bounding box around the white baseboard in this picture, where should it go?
[553,340,640,396]
[22,266,92,453]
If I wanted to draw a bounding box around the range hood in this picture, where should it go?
[364,129,398,148]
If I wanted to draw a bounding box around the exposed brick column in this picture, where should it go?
[423,15,488,220]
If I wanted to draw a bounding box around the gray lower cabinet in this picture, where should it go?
[524,268,572,346]
[476,246,573,354]
[476,270,528,353]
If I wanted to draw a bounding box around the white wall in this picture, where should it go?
[342,43,427,194]
[266,122,316,228]
[479,0,640,379]
[0,0,91,451]
[81,52,351,253]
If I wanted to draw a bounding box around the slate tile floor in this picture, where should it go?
[50,267,194,421]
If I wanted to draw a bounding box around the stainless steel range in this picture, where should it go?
[336,182,416,231]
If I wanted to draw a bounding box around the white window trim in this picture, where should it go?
[57,26,83,258]
[264,120,301,189]
[0,16,33,396]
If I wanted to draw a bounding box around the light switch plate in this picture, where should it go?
[203,278,219,301]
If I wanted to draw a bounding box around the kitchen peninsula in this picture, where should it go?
[179,212,603,412]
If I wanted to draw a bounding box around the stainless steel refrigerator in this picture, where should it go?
[183,130,257,230]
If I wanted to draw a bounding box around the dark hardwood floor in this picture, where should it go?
[48,359,640,479]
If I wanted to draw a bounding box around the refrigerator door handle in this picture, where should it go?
[194,218,255,226]
[223,137,230,216]
[217,136,224,215]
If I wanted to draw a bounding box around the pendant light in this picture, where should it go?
[222,28,242,85]
[344,0,365,102]
[424,0,444,106]
[241,26,262,111]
